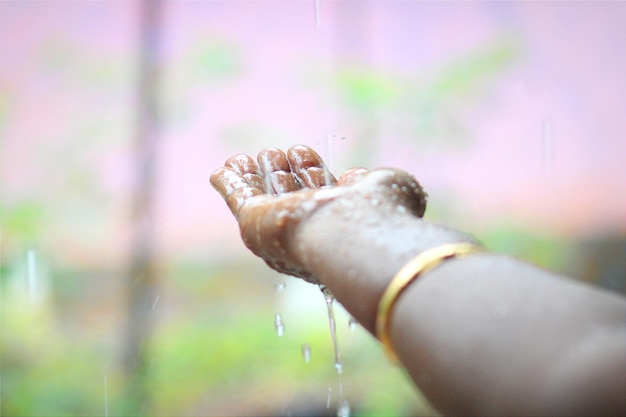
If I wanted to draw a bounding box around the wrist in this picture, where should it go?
[295,203,478,333]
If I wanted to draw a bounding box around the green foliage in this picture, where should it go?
[1,258,430,416]
[428,39,518,97]
[321,37,519,166]
[336,69,401,111]
[190,41,243,80]
[1,202,46,242]
[1,300,109,416]
[480,223,571,272]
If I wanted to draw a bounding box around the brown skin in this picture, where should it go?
[211,145,626,417]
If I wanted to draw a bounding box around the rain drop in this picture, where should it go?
[27,249,38,302]
[337,398,351,417]
[274,313,285,336]
[301,344,311,363]
[273,280,285,293]
[320,286,343,374]
[326,387,332,408]
[334,362,343,375]
[348,317,357,332]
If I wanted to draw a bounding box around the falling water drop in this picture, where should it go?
[337,398,351,417]
[323,133,335,186]
[334,362,343,375]
[301,343,311,363]
[326,387,332,408]
[319,285,351,415]
[320,286,343,374]
[274,313,285,336]
[348,317,357,332]
[315,0,321,34]
[27,249,37,302]
[273,280,285,293]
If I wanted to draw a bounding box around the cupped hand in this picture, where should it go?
[210,145,428,283]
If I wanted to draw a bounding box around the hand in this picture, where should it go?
[210,145,428,284]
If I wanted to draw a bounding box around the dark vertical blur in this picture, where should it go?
[123,0,162,414]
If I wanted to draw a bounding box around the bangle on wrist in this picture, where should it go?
[375,242,484,363]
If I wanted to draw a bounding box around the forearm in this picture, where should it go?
[394,253,626,416]
[295,210,626,416]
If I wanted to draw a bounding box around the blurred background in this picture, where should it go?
[1,1,625,416]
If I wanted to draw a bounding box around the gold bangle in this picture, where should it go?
[376,242,484,363]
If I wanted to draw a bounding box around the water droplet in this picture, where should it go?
[301,344,311,362]
[334,362,343,374]
[320,285,343,376]
[320,285,335,302]
[401,186,408,193]
[391,183,399,190]
[323,132,335,184]
[371,198,380,206]
[348,317,357,332]
[27,249,38,302]
[326,387,332,408]
[397,206,407,214]
[337,398,351,417]
[274,313,285,336]
[273,280,285,293]
[315,0,321,33]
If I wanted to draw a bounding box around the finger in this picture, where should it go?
[210,167,264,217]
[225,154,266,193]
[287,145,336,189]
[257,148,301,195]
[337,167,370,186]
